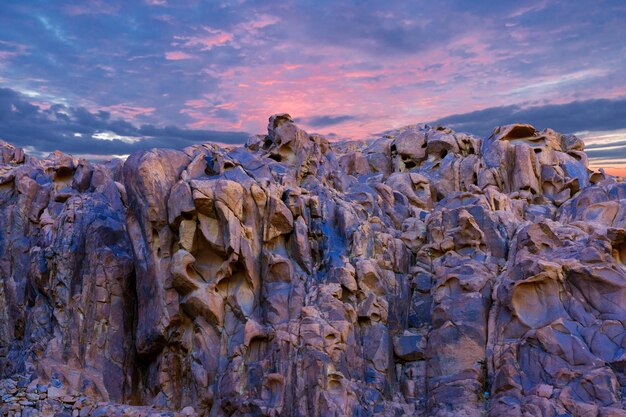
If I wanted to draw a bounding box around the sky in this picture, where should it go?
[0,0,625,173]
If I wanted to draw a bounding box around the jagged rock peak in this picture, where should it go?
[1,116,625,417]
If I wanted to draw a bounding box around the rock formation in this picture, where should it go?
[0,116,625,416]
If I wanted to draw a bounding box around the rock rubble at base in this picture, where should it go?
[1,116,626,416]
[0,374,194,416]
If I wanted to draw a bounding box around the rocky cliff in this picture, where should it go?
[1,115,625,417]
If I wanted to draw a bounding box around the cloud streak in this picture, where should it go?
[295,115,357,128]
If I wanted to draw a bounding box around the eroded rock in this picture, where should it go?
[1,120,624,417]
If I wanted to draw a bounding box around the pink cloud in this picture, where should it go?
[236,14,280,31]
[180,96,242,130]
[29,100,53,111]
[165,51,194,60]
[101,104,156,119]
[168,28,511,137]
[170,19,624,143]
[0,40,28,63]
[174,28,233,51]
[172,16,278,56]
[176,52,457,137]
[184,99,209,109]
[0,52,17,60]
[507,1,548,18]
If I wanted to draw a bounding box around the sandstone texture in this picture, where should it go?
[1,116,625,416]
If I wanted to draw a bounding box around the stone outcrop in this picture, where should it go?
[0,117,625,416]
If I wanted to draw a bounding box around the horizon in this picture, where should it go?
[1,1,625,173]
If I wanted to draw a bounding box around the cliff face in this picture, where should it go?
[0,115,625,417]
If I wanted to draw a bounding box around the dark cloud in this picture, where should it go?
[582,139,626,162]
[431,98,626,137]
[0,88,249,157]
[585,147,626,160]
[295,115,356,128]
[586,140,626,151]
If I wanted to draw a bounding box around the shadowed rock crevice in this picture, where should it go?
[0,118,625,416]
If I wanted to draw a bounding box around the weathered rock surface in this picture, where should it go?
[1,118,625,416]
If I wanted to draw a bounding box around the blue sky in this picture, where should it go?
[0,0,625,172]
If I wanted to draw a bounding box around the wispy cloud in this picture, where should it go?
[37,16,73,45]
[507,69,609,96]
[174,27,233,51]
[100,104,156,119]
[0,40,28,63]
[165,51,194,60]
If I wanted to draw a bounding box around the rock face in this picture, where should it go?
[0,117,625,416]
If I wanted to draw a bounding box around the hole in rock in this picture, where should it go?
[328,380,342,391]
[519,185,536,195]
[404,160,416,169]
[262,139,273,150]
[479,359,490,401]
[569,152,582,161]
[340,289,353,303]
[542,182,556,196]
[246,338,265,362]
[268,154,282,162]
[13,317,24,340]
[439,150,448,159]
[185,263,197,281]
[505,125,536,140]
[613,241,626,265]
[533,148,542,154]
[55,167,74,182]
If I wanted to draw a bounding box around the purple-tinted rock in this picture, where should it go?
[1,118,624,417]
